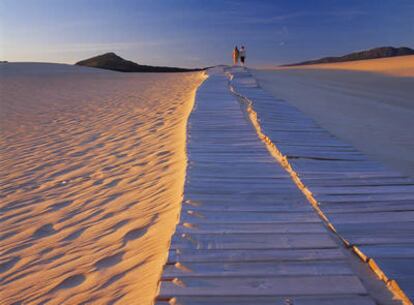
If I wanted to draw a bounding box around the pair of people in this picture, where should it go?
[232,46,246,66]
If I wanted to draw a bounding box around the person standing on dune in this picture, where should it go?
[240,46,246,66]
[232,46,239,65]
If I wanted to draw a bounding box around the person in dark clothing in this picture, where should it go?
[239,46,246,66]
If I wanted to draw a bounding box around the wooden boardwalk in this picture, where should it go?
[154,67,402,304]
[228,67,414,304]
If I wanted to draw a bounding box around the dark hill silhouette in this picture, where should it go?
[284,46,414,66]
[76,53,202,72]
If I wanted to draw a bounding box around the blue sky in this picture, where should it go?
[1,0,413,67]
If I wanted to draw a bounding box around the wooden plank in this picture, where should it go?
[357,245,414,259]
[326,211,414,224]
[158,276,367,297]
[343,234,414,245]
[332,221,414,245]
[175,222,327,234]
[180,211,321,224]
[182,194,307,205]
[317,193,414,202]
[371,258,414,278]
[156,296,376,305]
[321,201,414,213]
[185,185,303,194]
[170,233,337,250]
[180,203,313,212]
[311,185,414,194]
[186,177,295,185]
[300,177,414,187]
[162,261,353,277]
[168,248,346,263]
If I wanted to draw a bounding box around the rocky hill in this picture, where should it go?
[76,53,201,72]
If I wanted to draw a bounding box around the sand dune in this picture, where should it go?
[253,56,414,177]
[0,63,205,305]
[276,54,414,77]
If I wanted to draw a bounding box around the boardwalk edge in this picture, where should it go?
[228,72,413,305]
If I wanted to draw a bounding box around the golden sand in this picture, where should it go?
[0,63,205,305]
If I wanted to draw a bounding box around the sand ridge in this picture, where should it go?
[267,55,414,77]
[0,63,205,305]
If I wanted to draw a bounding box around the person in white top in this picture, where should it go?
[239,46,246,66]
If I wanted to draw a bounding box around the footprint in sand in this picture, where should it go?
[94,252,124,270]
[5,243,33,255]
[0,256,20,273]
[103,178,122,189]
[0,231,17,242]
[32,224,56,238]
[51,274,86,292]
[110,219,130,232]
[93,179,104,186]
[48,200,72,211]
[100,212,114,220]
[122,215,158,244]
[156,150,171,157]
[62,227,87,242]
[123,227,149,244]
[154,120,165,128]
[100,193,122,207]
[100,273,125,289]
[79,133,100,145]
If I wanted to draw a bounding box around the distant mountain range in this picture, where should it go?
[76,53,202,72]
[284,46,414,66]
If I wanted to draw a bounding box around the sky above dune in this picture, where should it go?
[1,0,413,67]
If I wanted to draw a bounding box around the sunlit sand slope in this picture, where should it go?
[0,63,204,305]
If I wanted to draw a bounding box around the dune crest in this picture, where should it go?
[0,63,205,305]
[276,55,414,77]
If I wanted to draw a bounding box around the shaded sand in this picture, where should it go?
[0,63,205,305]
[253,56,414,177]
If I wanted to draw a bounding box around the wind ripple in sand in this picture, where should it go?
[0,63,205,305]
